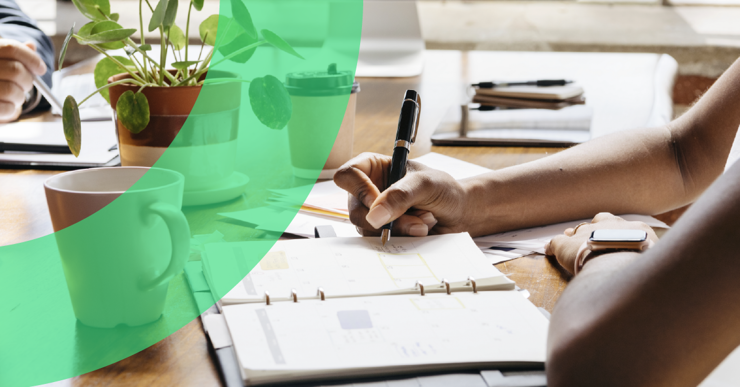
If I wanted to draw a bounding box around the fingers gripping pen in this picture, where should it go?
[381,90,421,246]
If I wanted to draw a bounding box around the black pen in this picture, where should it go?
[472,79,572,88]
[381,90,421,246]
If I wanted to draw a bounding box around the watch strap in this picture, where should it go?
[573,240,654,275]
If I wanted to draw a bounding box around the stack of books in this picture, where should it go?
[432,80,594,147]
[472,82,585,110]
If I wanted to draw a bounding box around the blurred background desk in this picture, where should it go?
[4,49,680,386]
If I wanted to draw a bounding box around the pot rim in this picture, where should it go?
[107,69,241,88]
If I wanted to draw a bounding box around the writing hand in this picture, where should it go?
[0,39,48,122]
[334,152,471,237]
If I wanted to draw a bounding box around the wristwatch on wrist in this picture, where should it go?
[574,229,654,274]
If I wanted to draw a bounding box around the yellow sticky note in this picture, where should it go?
[260,251,289,270]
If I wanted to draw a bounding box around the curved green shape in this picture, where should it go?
[0,1,362,385]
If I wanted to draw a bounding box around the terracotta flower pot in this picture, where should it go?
[108,70,241,192]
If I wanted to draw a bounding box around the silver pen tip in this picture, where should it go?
[381,229,391,246]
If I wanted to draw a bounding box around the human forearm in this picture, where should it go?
[547,162,740,387]
[461,126,683,235]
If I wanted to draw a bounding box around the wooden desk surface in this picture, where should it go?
[3,51,571,386]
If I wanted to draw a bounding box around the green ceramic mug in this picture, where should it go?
[44,167,190,328]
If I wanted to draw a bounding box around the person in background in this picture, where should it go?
[0,0,53,123]
[335,54,740,386]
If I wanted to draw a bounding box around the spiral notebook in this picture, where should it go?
[197,233,547,386]
[220,291,548,386]
[202,233,515,306]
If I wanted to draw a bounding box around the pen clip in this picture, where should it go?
[403,92,421,144]
[411,93,421,143]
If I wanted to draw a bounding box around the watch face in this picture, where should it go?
[590,229,647,242]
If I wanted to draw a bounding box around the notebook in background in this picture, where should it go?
[472,93,586,110]
[222,291,548,386]
[432,103,593,147]
[0,121,119,169]
[475,84,584,101]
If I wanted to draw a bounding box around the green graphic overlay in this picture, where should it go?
[0,1,361,385]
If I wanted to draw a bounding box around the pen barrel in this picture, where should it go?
[382,90,419,233]
[381,146,410,231]
[536,79,567,87]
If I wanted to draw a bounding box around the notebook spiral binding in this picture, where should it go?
[264,278,480,305]
[413,276,479,297]
[317,287,326,301]
[441,278,451,295]
[263,287,328,305]
[467,276,478,293]
[415,281,425,296]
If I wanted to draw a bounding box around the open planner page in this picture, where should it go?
[204,233,514,305]
[222,291,548,386]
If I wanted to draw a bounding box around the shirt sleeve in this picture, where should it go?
[0,0,55,112]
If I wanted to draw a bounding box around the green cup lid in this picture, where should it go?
[286,63,359,96]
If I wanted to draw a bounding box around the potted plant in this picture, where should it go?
[60,0,303,180]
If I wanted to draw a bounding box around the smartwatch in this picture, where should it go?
[574,229,653,274]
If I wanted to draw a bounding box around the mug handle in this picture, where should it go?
[141,202,191,291]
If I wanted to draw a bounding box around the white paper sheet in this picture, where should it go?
[700,345,740,387]
[51,72,111,121]
[204,233,513,305]
[481,247,536,265]
[222,291,548,385]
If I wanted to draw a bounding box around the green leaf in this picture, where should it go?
[116,91,150,134]
[139,44,152,51]
[71,0,110,21]
[77,21,96,38]
[192,0,204,11]
[109,12,119,22]
[199,15,218,46]
[76,28,137,45]
[163,0,178,28]
[59,25,75,70]
[261,29,304,59]
[87,21,127,50]
[231,0,257,39]
[148,0,169,32]
[94,55,133,103]
[62,96,82,157]
[167,25,186,50]
[214,17,243,46]
[218,29,258,63]
[249,75,292,130]
[171,60,200,70]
